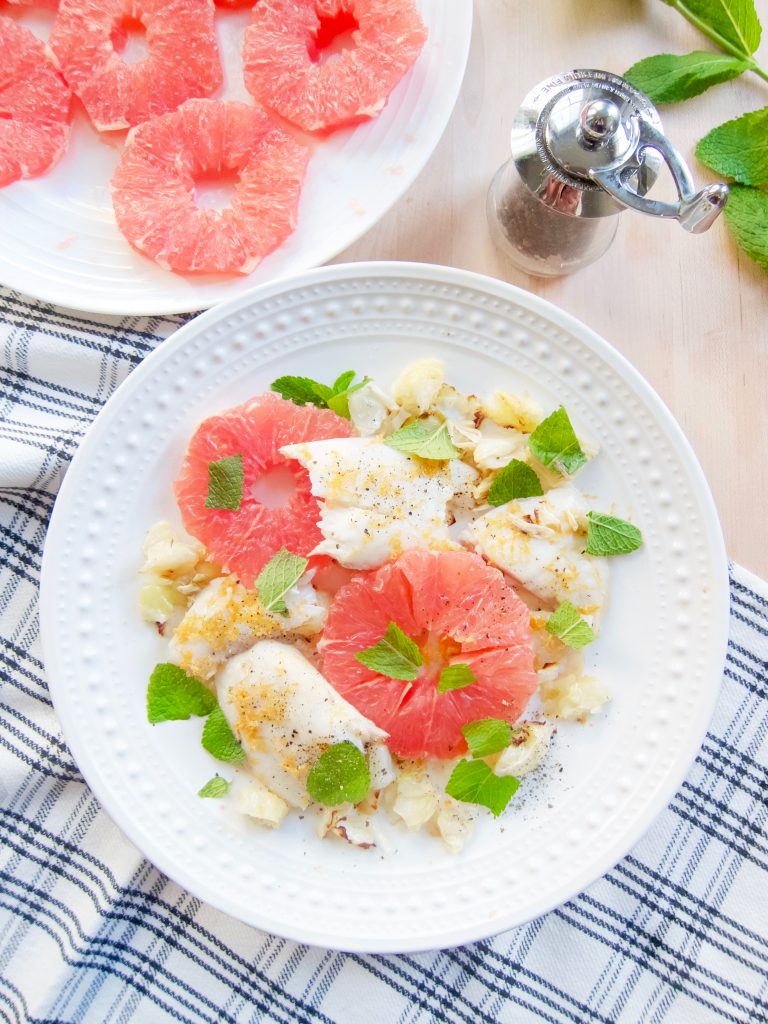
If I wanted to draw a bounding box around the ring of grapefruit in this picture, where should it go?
[49,0,222,131]
[320,549,539,759]
[111,99,310,274]
[0,17,71,187]
[242,0,427,133]
[174,392,352,586]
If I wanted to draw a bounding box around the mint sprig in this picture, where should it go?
[198,776,231,798]
[545,601,596,649]
[528,407,587,476]
[206,454,243,511]
[445,759,519,816]
[437,664,477,693]
[255,548,308,615]
[306,741,370,806]
[623,0,768,274]
[586,512,643,557]
[147,663,216,723]
[461,718,514,758]
[447,717,520,814]
[488,459,543,506]
[384,419,459,461]
[355,622,423,681]
[201,706,246,763]
[148,667,245,765]
[271,371,368,420]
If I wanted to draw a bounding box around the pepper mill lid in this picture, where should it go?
[511,69,728,230]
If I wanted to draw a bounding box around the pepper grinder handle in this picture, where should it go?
[589,118,729,234]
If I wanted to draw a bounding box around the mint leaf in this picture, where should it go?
[272,376,327,406]
[545,601,596,649]
[255,548,308,615]
[488,459,544,506]
[437,664,477,693]
[528,407,587,475]
[355,621,423,681]
[326,393,350,418]
[205,454,243,511]
[624,51,748,103]
[198,776,231,798]
[445,759,519,816]
[306,741,370,806]
[147,663,216,723]
[384,419,459,460]
[697,107,768,186]
[201,706,246,763]
[723,184,768,269]
[310,382,334,404]
[461,718,513,758]
[333,371,356,392]
[664,0,761,57]
[585,511,643,556]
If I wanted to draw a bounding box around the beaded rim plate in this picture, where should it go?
[0,1,471,316]
[40,262,729,953]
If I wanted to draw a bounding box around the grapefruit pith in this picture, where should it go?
[174,392,352,586]
[320,549,539,759]
[0,17,71,186]
[111,99,310,273]
[49,0,222,131]
[242,0,427,133]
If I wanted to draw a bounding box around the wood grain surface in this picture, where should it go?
[338,0,768,578]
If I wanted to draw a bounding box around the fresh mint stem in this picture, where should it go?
[666,0,768,82]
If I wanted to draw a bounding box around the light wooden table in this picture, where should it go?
[340,0,768,579]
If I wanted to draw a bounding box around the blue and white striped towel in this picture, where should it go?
[1,288,766,1024]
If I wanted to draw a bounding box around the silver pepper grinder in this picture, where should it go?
[487,69,729,277]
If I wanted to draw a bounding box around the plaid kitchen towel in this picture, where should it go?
[1,287,766,1024]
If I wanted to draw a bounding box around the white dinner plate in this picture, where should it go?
[40,262,730,953]
[0,2,471,316]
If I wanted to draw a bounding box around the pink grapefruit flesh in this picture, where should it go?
[49,0,222,131]
[111,98,310,274]
[242,0,427,133]
[320,549,539,759]
[0,17,71,187]
[174,392,352,586]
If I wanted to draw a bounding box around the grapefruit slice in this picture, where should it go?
[320,549,539,759]
[49,0,222,131]
[242,0,427,133]
[174,392,352,586]
[111,98,310,273]
[0,17,71,187]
